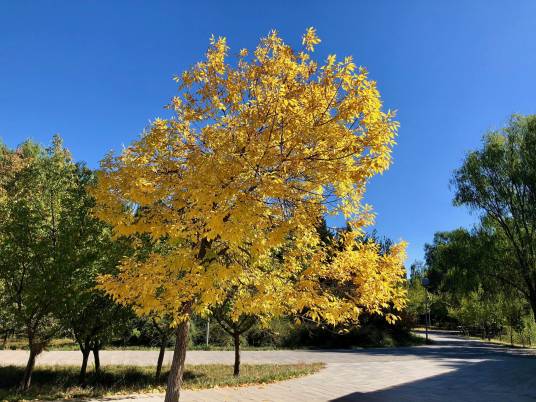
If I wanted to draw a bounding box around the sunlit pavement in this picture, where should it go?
[2,330,535,401]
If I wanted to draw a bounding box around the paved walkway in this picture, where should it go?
[1,331,536,401]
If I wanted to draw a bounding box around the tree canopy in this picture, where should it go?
[93,29,406,326]
[92,28,407,401]
[452,114,536,321]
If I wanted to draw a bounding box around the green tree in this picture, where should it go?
[0,136,130,389]
[0,279,15,347]
[498,292,526,346]
[0,137,79,389]
[406,261,427,324]
[452,115,536,321]
[449,287,503,340]
[424,229,484,298]
[67,293,133,384]
[424,225,532,337]
[56,164,134,384]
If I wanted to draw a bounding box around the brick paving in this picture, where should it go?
[1,331,535,401]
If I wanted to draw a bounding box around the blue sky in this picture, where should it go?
[1,1,535,265]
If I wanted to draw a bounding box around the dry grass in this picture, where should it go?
[0,363,324,401]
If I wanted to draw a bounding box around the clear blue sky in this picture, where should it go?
[1,1,535,265]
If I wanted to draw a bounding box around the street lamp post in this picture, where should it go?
[206,318,210,347]
[421,278,430,342]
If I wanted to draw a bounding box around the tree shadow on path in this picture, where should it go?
[329,331,536,402]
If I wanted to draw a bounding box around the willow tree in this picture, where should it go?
[452,115,536,322]
[93,28,406,402]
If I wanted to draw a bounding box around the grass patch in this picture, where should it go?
[1,339,291,351]
[1,338,79,351]
[461,334,535,349]
[0,363,324,401]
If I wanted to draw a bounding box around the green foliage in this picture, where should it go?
[406,266,427,323]
[499,292,526,334]
[0,137,80,348]
[0,279,15,347]
[423,115,536,338]
[0,136,134,386]
[452,114,536,321]
[280,314,422,348]
[425,229,479,295]
[449,287,503,339]
[56,164,134,358]
[423,224,533,340]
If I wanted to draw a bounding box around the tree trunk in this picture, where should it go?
[79,348,90,385]
[20,343,42,391]
[233,332,240,377]
[92,348,101,376]
[156,333,167,381]
[510,327,514,347]
[164,318,190,402]
[530,290,536,324]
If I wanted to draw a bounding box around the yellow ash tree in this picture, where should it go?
[93,28,406,402]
